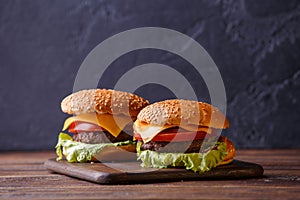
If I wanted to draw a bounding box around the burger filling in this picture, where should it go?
[134,127,232,173]
[139,139,216,153]
[73,131,132,144]
[55,114,136,163]
[134,127,220,153]
[67,120,134,144]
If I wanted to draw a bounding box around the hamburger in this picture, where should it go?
[55,89,149,162]
[133,99,236,172]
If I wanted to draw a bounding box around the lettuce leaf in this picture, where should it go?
[136,142,228,173]
[55,132,135,163]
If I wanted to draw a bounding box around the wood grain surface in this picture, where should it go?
[0,150,299,199]
[44,159,264,184]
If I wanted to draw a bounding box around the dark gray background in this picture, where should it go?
[1,0,299,150]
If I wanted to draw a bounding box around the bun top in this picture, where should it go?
[61,89,149,118]
[137,99,229,129]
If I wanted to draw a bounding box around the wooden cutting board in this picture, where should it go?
[44,159,264,184]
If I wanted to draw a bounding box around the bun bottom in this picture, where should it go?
[217,158,234,166]
[168,157,234,168]
[62,143,137,162]
[91,144,137,162]
[136,137,236,172]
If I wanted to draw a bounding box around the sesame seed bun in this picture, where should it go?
[61,89,150,118]
[137,99,229,129]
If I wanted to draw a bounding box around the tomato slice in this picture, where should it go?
[134,128,214,142]
[68,121,105,133]
[68,121,133,133]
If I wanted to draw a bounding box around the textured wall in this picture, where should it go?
[0,0,299,150]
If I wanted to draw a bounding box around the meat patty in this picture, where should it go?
[73,131,132,144]
[140,138,219,153]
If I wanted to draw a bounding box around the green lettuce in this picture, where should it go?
[136,142,228,173]
[55,132,135,163]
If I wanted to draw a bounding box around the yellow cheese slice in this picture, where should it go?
[133,120,212,143]
[62,113,132,138]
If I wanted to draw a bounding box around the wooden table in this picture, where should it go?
[0,150,299,199]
